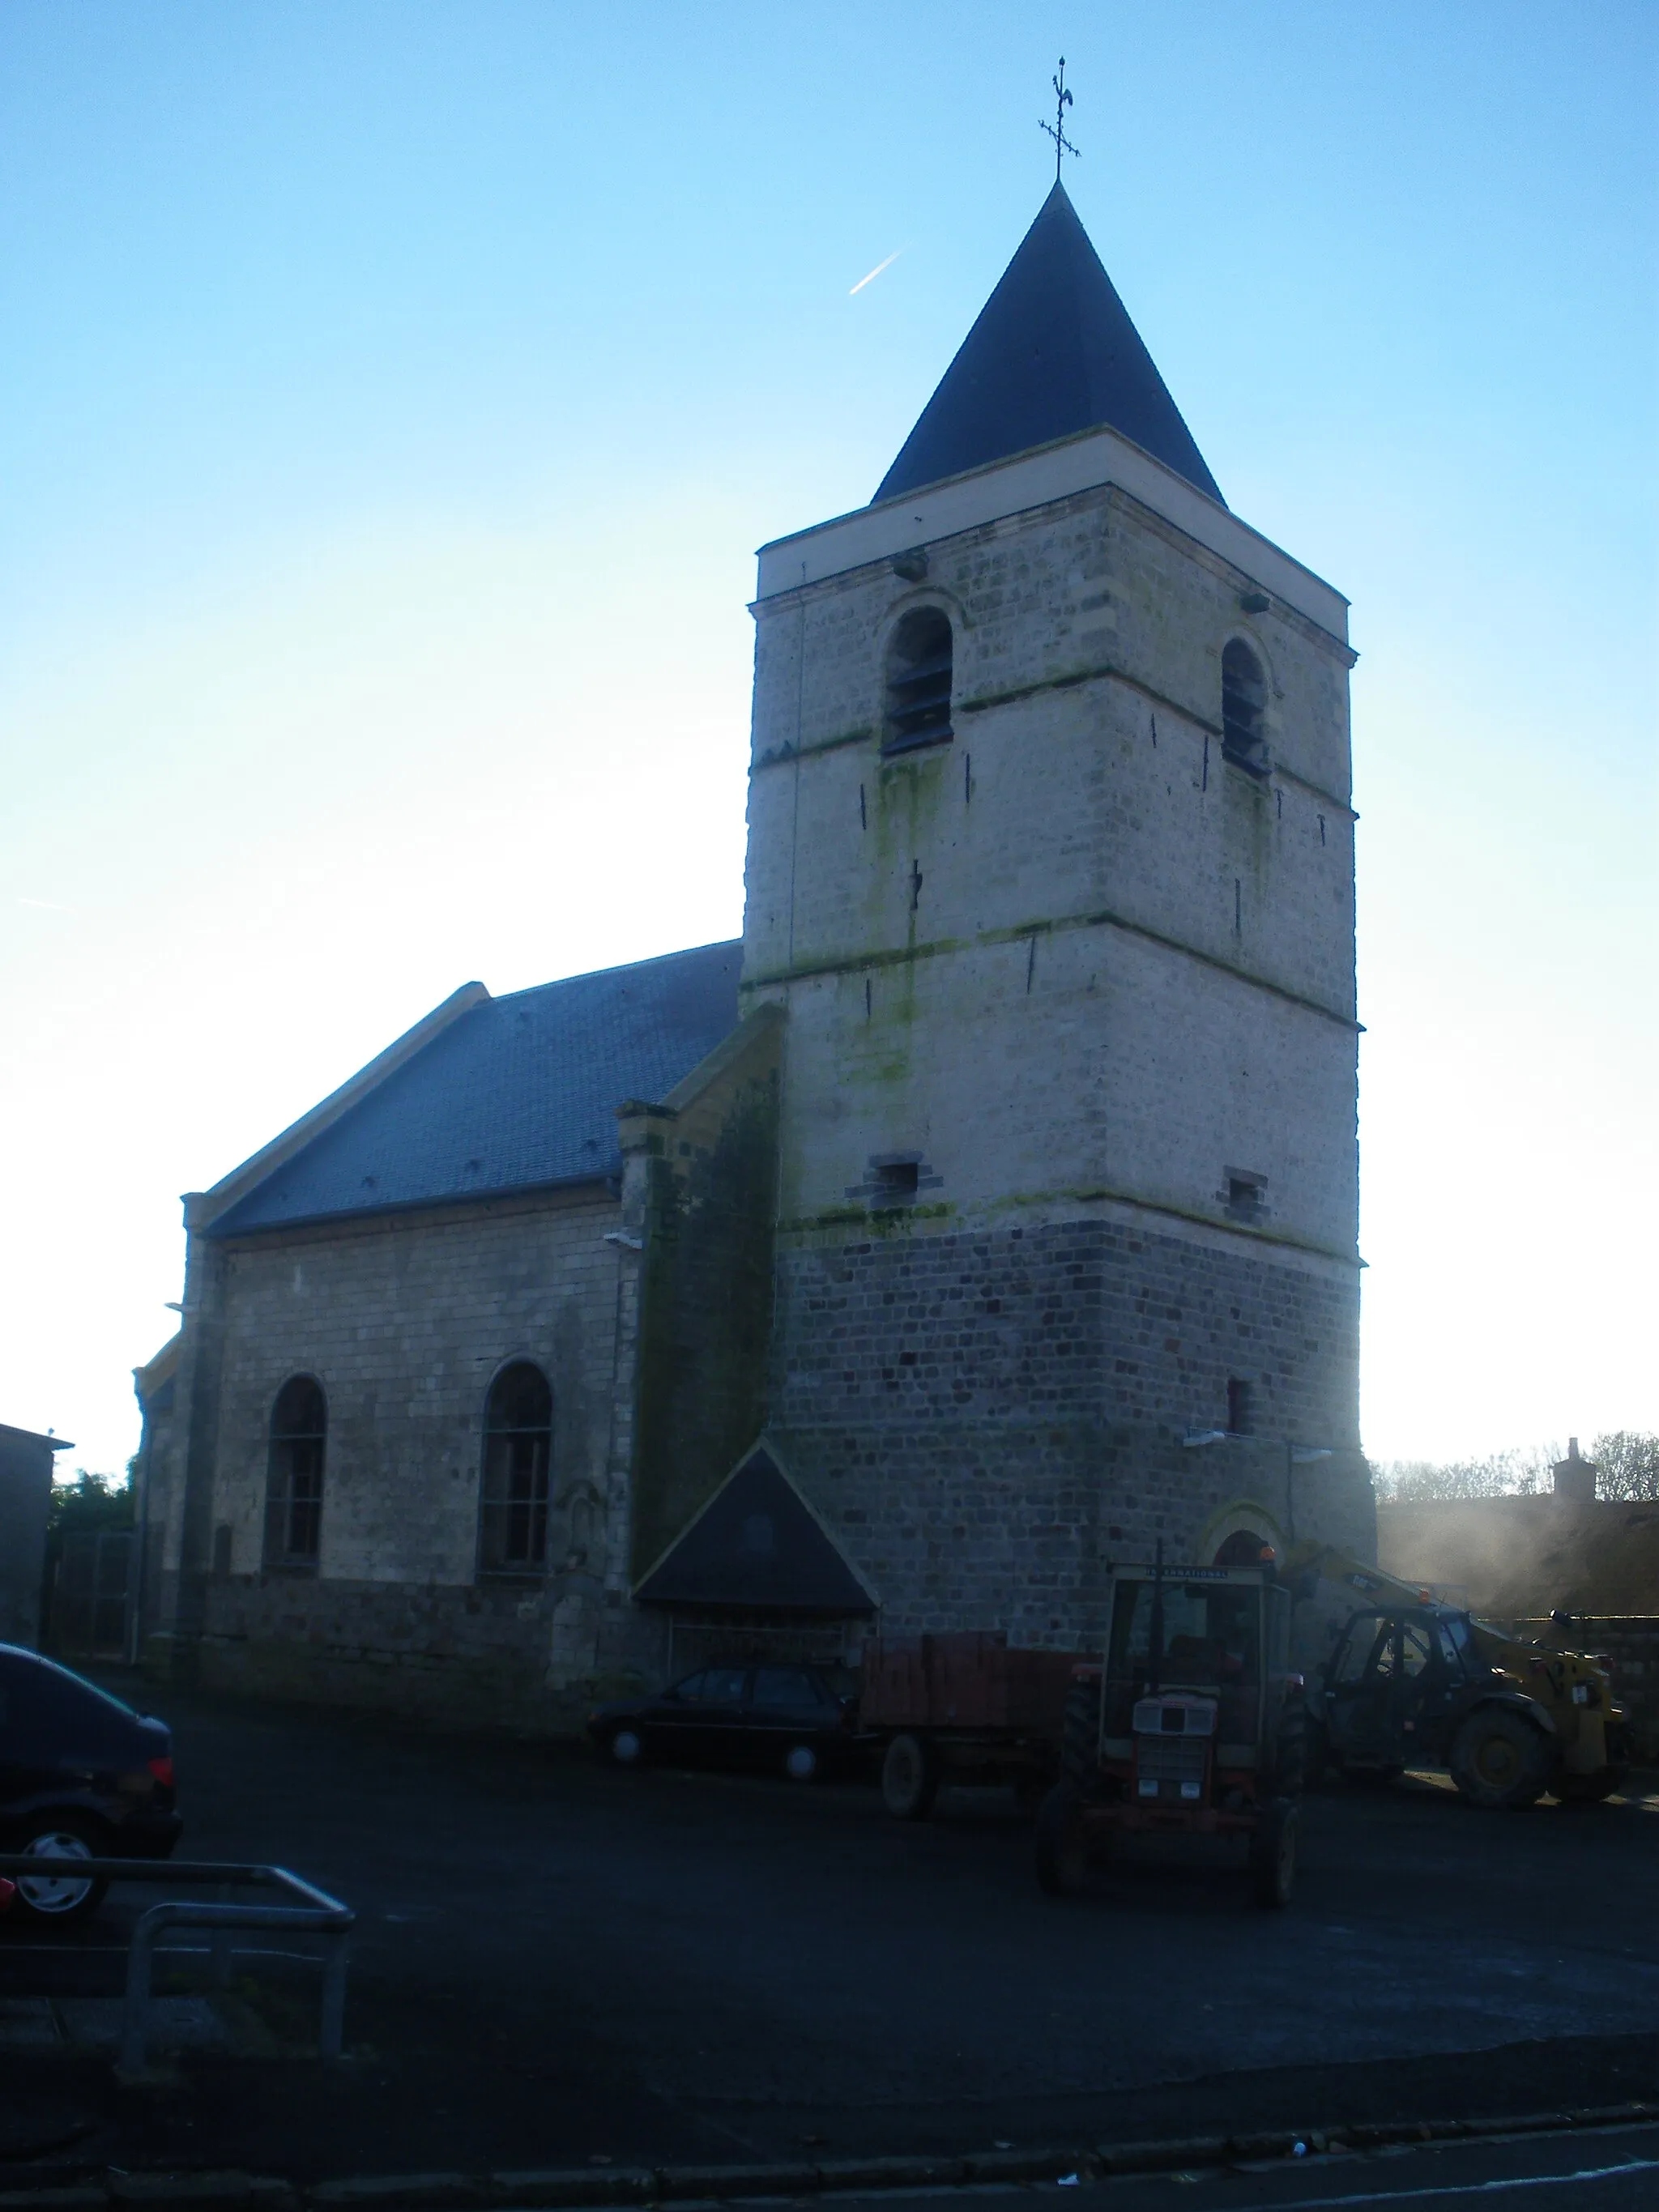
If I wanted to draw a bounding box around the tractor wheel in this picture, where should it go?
[1448,1707,1551,1809]
[1301,1717,1333,1788]
[1555,1766,1628,1804]
[1034,1781,1091,1898]
[1249,1798,1299,1909]
[1272,1699,1310,1799]
[1060,1679,1101,1791]
[881,1733,940,1822]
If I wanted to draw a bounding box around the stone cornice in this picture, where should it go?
[743,906,1361,1034]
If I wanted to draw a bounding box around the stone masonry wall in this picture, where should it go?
[628,1020,782,1580]
[742,475,1359,1295]
[770,1212,1372,1647]
[160,1186,667,1728]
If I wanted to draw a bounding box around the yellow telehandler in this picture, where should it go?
[1284,1543,1630,1809]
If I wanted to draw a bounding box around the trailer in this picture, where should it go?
[860,1631,1088,1818]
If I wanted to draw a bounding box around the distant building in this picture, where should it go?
[1553,1437,1598,1504]
[1380,1489,1659,1623]
[138,185,1370,1726]
[0,1422,73,1647]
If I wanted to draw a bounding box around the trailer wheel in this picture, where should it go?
[1035,1782,1090,1898]
[881,1733,940,1821]
[1250,1798,1299,1909]
[1448,1707,1550,1809]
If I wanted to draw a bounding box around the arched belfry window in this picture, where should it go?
[1221,639,1269,776]
[883,608,953,756]
[266,1376,326,1568]
[480,1362,552,1573]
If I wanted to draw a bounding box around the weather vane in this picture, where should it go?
[1040,57,1079,184]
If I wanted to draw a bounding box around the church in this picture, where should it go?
[133,184,1373,1727]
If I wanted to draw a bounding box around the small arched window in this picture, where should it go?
[266,1375,326,1568]
[1221,639,1268,775]
[480,1361,552,1573]
[883,608,953,756]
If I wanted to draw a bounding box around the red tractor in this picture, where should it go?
[1037,1552,1307,1908]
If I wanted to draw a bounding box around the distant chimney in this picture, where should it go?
[1552,1436,1597,1504]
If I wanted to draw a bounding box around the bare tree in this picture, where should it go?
[1589,1431,1659,1502]
[1373,1447,1556,1502]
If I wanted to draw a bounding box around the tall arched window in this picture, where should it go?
[266,1375,326,1568]
[480,1362,552,1573]
[1221,638,1268,775]
[883,608,953,756]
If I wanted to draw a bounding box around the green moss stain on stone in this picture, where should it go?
[845,747,953,1094]
[629,1065,780,1581]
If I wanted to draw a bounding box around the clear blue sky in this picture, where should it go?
[2,2,1654,1477]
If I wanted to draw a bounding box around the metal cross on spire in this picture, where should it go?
[1040,57,1079,184]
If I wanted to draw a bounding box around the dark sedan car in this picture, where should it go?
[0,1643,181,1926]
[589,1661,866,1782]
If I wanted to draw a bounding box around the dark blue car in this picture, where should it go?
[589,1660,866,1783]
[0,1643,181,1926]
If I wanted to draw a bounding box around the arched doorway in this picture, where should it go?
[1213,1527,1273,1568]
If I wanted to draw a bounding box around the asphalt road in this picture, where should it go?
[2,1674,1657,2187]
[964,2120,1659,2207]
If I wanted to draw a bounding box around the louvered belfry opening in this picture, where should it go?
[1221,639,1268,775]
[884,608,954,756]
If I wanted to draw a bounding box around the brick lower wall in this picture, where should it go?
[770,1213,1371,1643]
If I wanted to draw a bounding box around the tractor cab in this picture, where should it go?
[1318,1603,1479,1773]
[1103,1566,1288,1775]
[1037,1559,1307,1907]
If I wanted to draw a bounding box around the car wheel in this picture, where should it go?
[783,1744,819,1784]
[8,1814,109,1929]
[1250,1797,1299,1908]
[609,1726,646,1767]
[881,1733,939,1821]
[1449,1707,1551,1809]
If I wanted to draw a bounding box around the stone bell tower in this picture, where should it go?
[740,185,1372,1643]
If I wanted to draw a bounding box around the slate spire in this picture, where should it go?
[873,183,1222,508]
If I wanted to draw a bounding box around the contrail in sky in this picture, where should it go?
[15,896,73,912]
[850,248,905,296]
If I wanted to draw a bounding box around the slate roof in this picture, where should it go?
[207,940,742,1238]
[873,183,1222,508]
[635,1445,877,1614]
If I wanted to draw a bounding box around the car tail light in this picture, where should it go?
[147,1756,175,1789]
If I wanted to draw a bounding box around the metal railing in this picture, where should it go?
[0,1854,353,2075]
